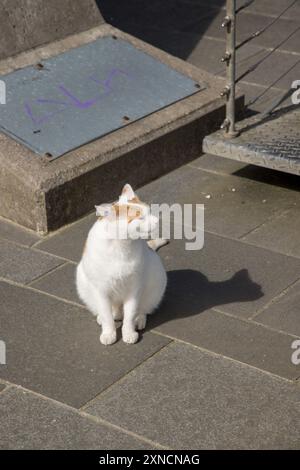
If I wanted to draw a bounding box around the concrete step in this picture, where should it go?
[203,106,300,176]
[0,22,243,234]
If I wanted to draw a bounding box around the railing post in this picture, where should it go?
[221,0,239,137]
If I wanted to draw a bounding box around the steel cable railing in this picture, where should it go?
[221,0,300,138]
[235,0,255,15]
[235,0,299,51]
[250,56,300,116]
[235,25,300,84]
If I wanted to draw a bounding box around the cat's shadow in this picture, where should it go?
[145,268,263,331]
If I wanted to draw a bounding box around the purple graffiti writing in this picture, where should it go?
[24,68,131,126]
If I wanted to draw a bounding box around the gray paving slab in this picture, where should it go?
[36,214,95,262]
[34,166,300,320]
[0,281,170,408]
[131,27,300,91]
[37,212,300,320]
[129,27,203,64]
[189,154,248,175]
[236,51,300,91]
[149,308,299,379]
[30,262,80,304]
[101,1,300,64]
[243,208,300,258]
[231,160,300,192]
[86,342,300,449]
[28,258,298,378]
[100,1,222,42]
[100,0,300,32]
[0,387,153,450]
[202,10,300,53]
[255,281,300,337]
[240,0,300,21]
[238,82,291,113]
[156,234,300,319]
[215,45,300,90]
[107,4,298,114]
[0,239,63,284]
[0,218,40,247]
[139,164,299,239]
[189,35,228,74]
[209,0,300,20]
[187,35,300,90]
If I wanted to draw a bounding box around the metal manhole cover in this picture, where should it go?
[0,37,204,160]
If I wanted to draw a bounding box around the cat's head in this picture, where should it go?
[95,184,158,240]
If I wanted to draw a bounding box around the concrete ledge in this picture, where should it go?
[0,23,244,234]
[0,0,104,60]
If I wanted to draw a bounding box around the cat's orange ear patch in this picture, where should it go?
[126,206,142,223]
[130,195,141,204]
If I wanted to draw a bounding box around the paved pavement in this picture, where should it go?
[1,0,300,449]
[1,153,300,449]
[100,0,300,113]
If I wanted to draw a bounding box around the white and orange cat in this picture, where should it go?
[76,184,167,345]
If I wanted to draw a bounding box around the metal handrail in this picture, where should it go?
[221,0,238,137]
[221,0,299,138]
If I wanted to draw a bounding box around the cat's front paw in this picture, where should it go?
[100,330,117,345]
[122,329,139,344]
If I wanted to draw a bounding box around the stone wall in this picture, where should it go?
[0,0,104,60]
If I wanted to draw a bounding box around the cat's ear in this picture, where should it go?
[95,204,113,217]
[121,183,135,201]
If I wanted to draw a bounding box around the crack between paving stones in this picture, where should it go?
[210,306,300,339]
[207,4,300,25]
[31,225,300,265]
[80,341,174,411]
[0,235,77,264]
[238,207,296,242]
[1,340,297,443]
[0,276,87,310]
[1,276,299,384]
[151,332,297,384]
[250,277,300,321]
[31,211,95,249]
[25,261,70,286]
[2,256,300,378]
[237,78,288,93]
[4,383,168,450]
[30,246,78,265]
[203,33,300,59]
[197,226,300,261]
[2,272,300,364]
[0,218,41,247]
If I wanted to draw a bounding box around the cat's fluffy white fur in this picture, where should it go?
[76,184,167,345]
